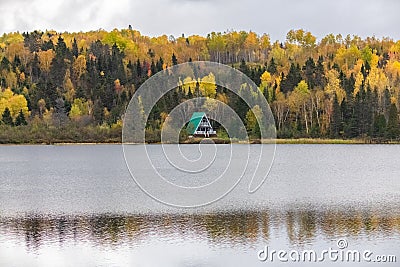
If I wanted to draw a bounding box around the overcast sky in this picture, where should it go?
[0,0,399,42]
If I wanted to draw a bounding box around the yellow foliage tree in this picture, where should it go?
[38,49,55,72]
[386,61,400,80]
[366,67,389,93]
[353,71,364,96]
[69,98,89,120]
[179,76,196,94]
[0,88,29,119]
[335,45,361,71]
[325,69,346,104]
[72,55,87,79]
[200,72,217,98]
[63,70,75,102]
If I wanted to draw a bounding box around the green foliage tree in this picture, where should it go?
[2,107,14,126]
[1,28,400,143]
[373,114,387,138]
[281,63,302,94]
[172,53,178,65]
[386,103,400,139]
[15,109,27,126]
[330,94,342,138]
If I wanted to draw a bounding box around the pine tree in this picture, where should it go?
[41,40,54,51]
[386,103,400,139]
[303,57,316,89]
[346,92,362,138]
[0,56,10,71]
[267,57,277,75]
[93,99,104,124]
[2,107,13,126]
[15,110,27,126]
[172,53,178,65]
[330,93,342,138]
[72,38,79,58]
[280,63,302,94]
[31,53,41,83]
[50,36,69,89]
[315,56,326,88]
[136,59,142,78]
[150,60,156,76]
[194,81,201,97]
[344,73,355,96]
[239,58,249,76]
[156,57,164,72]
[372,113,386,138]
[383,88,391,119]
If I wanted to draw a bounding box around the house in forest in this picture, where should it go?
[186,112,216,137]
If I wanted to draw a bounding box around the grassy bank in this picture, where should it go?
[1,125,399,144]
[272,138,369,144]
[164,137,399,145]
[0,125,121,144]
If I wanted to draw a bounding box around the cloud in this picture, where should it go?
[0,0,398,41]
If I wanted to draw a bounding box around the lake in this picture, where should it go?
[0,144,399,266]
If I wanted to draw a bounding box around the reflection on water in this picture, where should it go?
[1,208,400,251]
[1,145,400,266]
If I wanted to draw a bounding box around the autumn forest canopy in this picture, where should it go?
[0,28,400,143]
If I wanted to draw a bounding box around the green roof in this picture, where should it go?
[186,112,205,135]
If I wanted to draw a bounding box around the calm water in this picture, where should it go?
[0,144,399,266]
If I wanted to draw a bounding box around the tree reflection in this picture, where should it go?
[1,207,400,250]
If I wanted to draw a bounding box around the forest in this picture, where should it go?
[0,28,399,143]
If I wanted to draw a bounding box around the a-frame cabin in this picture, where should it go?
[187,112,216,137]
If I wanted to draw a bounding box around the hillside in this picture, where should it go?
[0,28,399,143]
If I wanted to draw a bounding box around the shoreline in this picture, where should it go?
[1,138,399,145]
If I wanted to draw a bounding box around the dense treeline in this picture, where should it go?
[0,28,399,143]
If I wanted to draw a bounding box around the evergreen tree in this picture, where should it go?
[386,103,400,139]
[72,38,79,58]
[239,58,249,76]
[150,60,156,76]
[303,57,316,89]
[136,59,142,78]
[280,63,302,94]
[187,87,193,98]
[346,92,362,138]
[383,88,391,118]
[13,55,22,70]
[315,56,326,88]
[0,56,10,71]
[50,37,69,88]
[93,99,105,124]
[330,93,341,138]
[2,107,13,126]
[372,113,386,138]
[31,53,41,83]
[110,44,126,83]
[41,40,54,51]
[156,57,164,72]
[267,57,277,75]
[172,53,178,65]
[341,96,353,138]
[194,81,201,97]
[344,73,355,96]
[15,110,27,126]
